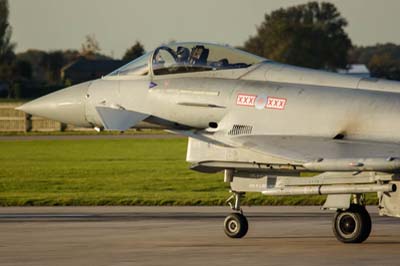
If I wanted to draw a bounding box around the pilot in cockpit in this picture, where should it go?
[189,45,209,65]
[175,45,210,67]
[176,46,190,64]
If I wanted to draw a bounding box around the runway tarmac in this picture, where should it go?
[1,206,400,266]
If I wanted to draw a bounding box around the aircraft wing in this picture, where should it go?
[230,135,400,171]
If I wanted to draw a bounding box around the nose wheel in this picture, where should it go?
[224,213,248,238]
[224,191,248,238]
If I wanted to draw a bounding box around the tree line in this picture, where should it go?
[1,0,400,99]
[0,0,145,98]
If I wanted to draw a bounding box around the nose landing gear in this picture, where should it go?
[224,191,248,238]
[224,212,248,238]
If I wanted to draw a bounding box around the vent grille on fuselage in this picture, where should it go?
[228,124,253,135]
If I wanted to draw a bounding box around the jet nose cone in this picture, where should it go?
[17,82,91,127]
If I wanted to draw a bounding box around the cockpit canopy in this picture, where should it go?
[108,42,265,77]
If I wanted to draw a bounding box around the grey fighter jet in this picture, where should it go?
[18,42,400,243]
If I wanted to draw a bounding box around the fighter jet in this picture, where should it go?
[17,42,400,243]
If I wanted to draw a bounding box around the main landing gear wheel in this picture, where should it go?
[332,204,371,243]
[224,213,248,238]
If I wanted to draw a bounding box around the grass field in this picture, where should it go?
[0,129,167,136]
[0,137,378,206]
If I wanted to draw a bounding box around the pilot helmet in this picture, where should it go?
[176,46,190,63]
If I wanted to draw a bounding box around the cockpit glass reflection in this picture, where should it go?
[152,43,265,75]
[107,42,265,77]
[108,51,152,76]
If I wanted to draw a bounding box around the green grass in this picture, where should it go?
[0,138,378,206]
[0,98,27,103]
[0,129,167,136]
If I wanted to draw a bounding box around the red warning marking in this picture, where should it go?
[265,96,287,110]
[236,94,257,107]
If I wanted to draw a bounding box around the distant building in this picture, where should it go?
[338,64,370,78]
[61,58,127,85]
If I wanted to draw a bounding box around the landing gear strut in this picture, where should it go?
[224,191,248,238]
[332,204,371,243]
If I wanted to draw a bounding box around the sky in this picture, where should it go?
[8,0,400,58]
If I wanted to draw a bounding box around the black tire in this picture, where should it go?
[332,204,371,243]
[224,213,248,238]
